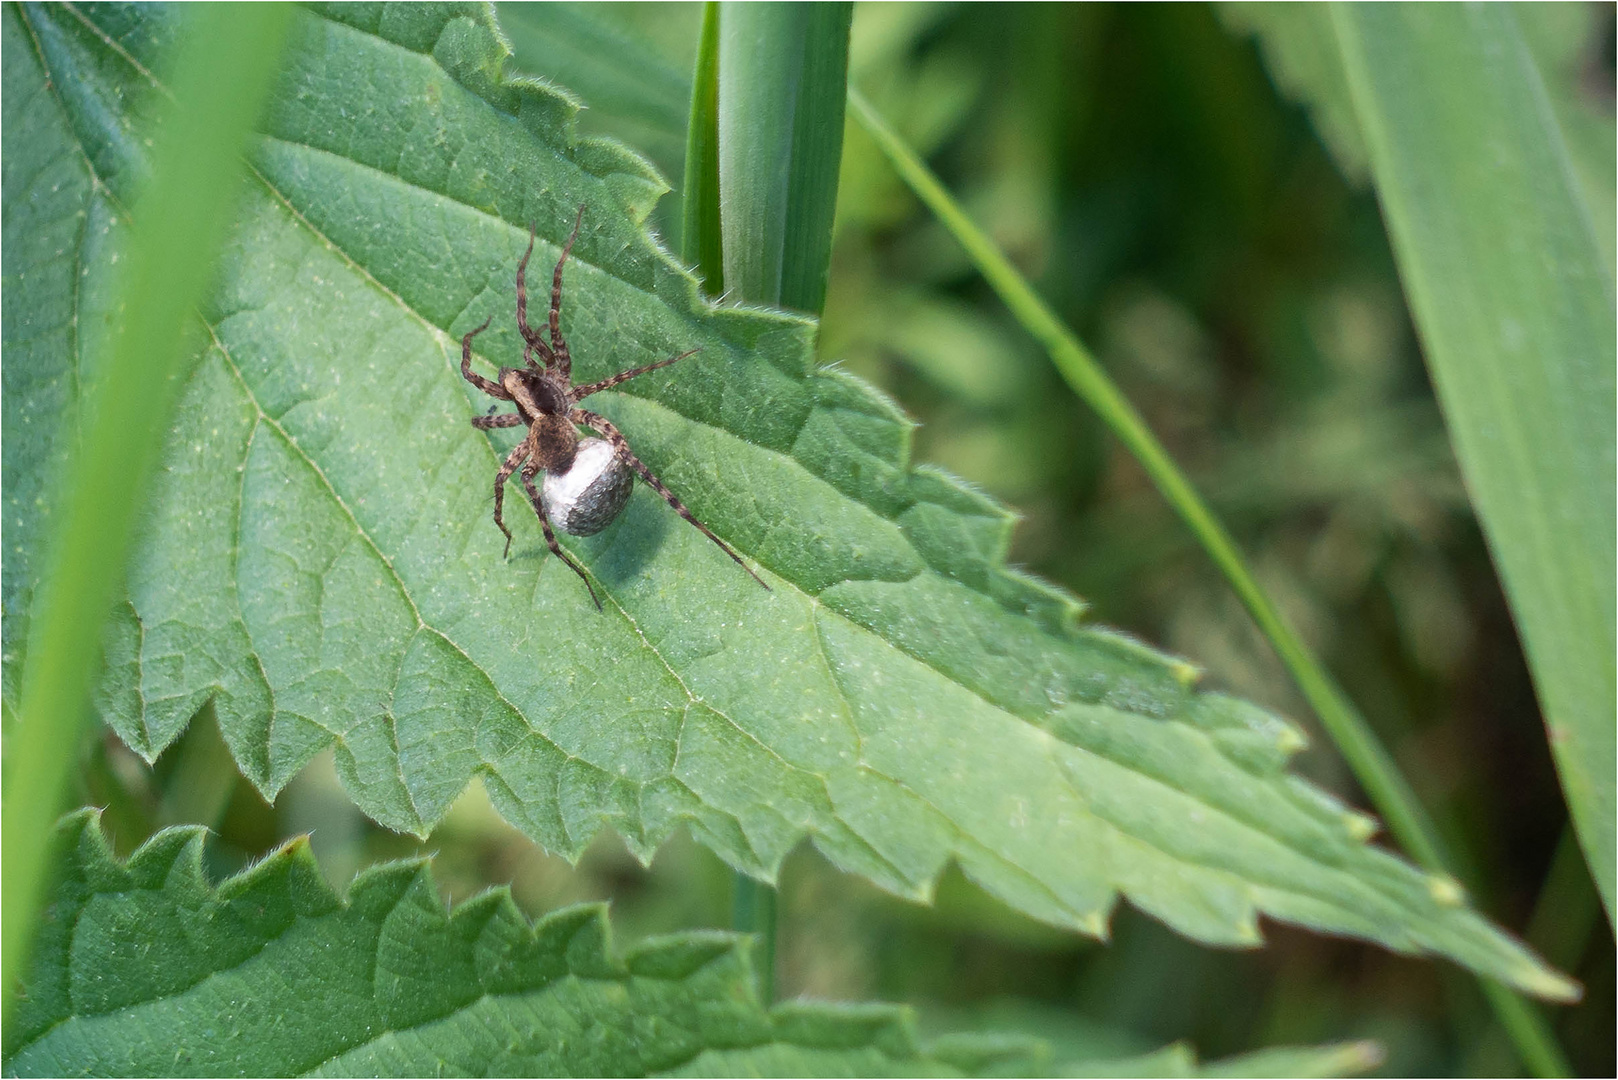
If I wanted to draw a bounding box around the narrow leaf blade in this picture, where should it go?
[1334,1,1617,921]
[717,1,852,313]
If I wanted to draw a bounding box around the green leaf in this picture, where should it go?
[497,1,696,245]
[0,2,1575,1001]
[2,810,1378,1079]
[498,2,692,173]
[717,1,852,313]
[1334,2,1617,924]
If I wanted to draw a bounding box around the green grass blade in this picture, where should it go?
[0,1,293,1018]
[1332,1,1616,929]
[846,87,1580,1068]
[717,1,852,314]
[681,1,723,291]
[705,0,853,999]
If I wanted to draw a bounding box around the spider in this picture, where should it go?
[460,206,768,610]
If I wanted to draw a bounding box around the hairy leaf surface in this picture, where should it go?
[1,811,1377,1078]
[0,2,1572,998]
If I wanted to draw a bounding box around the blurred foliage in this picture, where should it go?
[76,3,1615,1075]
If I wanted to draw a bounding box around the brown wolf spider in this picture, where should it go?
[461,206,768,609]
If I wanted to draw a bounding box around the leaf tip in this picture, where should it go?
[1276,723,1309,757]
[1524,965,1584,1004]
[1078,910,1110,941]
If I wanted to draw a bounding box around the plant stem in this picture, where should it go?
[688,5,850,1004]
[733,875,778,1003]
[848,86,1573,1078]
[157,703,239,830]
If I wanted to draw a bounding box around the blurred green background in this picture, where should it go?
[75,4,1614,1075]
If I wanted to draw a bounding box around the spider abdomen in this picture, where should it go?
[541,437,634,536]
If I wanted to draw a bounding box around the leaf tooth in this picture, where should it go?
[624,931,738,982]
[1425,872,1466,907]
[1342,810,1380,843]
[123,822,210,892]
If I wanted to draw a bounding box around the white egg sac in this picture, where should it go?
[541,437,634,536]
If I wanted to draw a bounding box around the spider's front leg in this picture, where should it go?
[547,206,586,380]
[571,349,701,400]
[519,461,602,609]
[460,317,506,399]
[515,226,554,366]
[570,408,769,590]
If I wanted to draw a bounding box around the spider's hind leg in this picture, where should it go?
[491,440,530,557]
[520,466,602,609]
[570,408,768,590]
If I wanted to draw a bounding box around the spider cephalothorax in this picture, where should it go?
[460,206,768,609]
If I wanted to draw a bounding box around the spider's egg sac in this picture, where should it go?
[541,438,634,536]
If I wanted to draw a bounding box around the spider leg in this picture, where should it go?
[572,349,701,401]
[548,206,586,381]
[571,408,768,590]
[472,413,524,430]
[515,225,555,366]
[492,439,531,558]
[460,318,508,399]
[519,464,602,610]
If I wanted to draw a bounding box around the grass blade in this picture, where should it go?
[1333,1,1616,929]
[704,0,853,999]
[0,1,293,1017]
[682,1,723,291]
[717,1,853,314]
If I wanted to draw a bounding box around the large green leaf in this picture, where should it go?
[1333,2,1617,923]
[2,811,1376,1078]
[0,2,1574,999]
